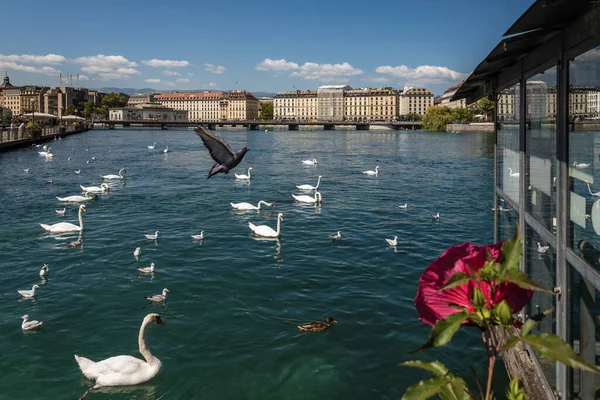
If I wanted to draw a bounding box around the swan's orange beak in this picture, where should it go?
[156,316,165,325]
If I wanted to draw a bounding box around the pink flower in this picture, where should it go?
[414,241,532,327]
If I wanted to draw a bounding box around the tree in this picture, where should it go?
[259,102,273,120]
[101,92,128,109]
[83,100,96,118]
[476,97,495,121]
[64,104,77,116]
[452,107,474,123]
[405,112,422,121]
[422,106,456,132]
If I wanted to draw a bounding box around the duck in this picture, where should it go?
[56,192,96,202]
[507,167,520,178]
[144,231,159,240]
[296,175,323,190]
[138,263,155,274]
[231,200,274,211]
[55,208,66,216]
[74,169,80,174]
[249,213,283,238]
[235,167,253,180]
[537,242,550,253]
[398,203,408,209]
[573,162,591,169]
[133,247,141,258]
[362,166,379,176]
[191,231,204,240]
[330,231,342,240]
[432,212,440,221]
[163,146,169,154]
[148,142,156,150]
[385,236,398,246]
[292,191,322,204]
[298,316,337,332]
[74,313,164,390]
[101,168,126,180]
[145,288,169,303]
[80,183,110,194]
[302,159,318,165]
[21,315,44,331]
[39,264,49,277]
[40,204,86,233]
[18,284,40,298]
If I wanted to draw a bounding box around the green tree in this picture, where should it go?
[476,97,495,121]
[83,100,96,118]
[405,112,422,121]
[452,107,474,123]
[101,92,128,109]
[64,104,77,116]
[422,106,456,132]
[259,102,273,120]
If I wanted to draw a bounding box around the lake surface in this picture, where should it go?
[0,127,495,399]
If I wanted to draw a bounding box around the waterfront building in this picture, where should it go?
[436,82,467,109]
[344,87,399,122]
[317,85,351,121]
[226,90,260,120]
[273,90,318,121]
[497,87,516,121]
[399,87,434,116]
[109,102,188,122]
[128,93,156,106]
[589,90,600,117]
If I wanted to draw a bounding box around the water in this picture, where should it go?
[0,128,495,399]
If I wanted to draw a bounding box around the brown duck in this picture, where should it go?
[298,316,337,332]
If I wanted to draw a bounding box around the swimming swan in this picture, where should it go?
[80,183,110,194]
[296,175,323,190]
[56,192,96,202]
[101,168,126,180]
[302,159,318,165]
[235,167,253,180]
[249,213,283,238]
[231,200,274,211]
[292,191,322,204]
[40,205,86,233]
[362,166,379,176]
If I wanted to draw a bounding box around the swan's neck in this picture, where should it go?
[257,200,265,210]
[275,217,281,236]
[138,319,156,364]
[315,177,321,188]
[78,208,84,230]
[247,168,251,178]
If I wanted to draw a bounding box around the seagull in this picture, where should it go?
[138,263,155,274]
[195,126,249,179]
[67,239,83,248]
[55,208,66,215]
[39,264,49,277]
[44,179,53,184]
[18,284,39,298]
[24,168,29,173]
[537,242,550,253]
[91,156,96,161]
[330,231,342,240]
[133,247,141,258]
[385,236,398,246]
[145,288,169,302]
[163,146,169,153]
[145,231,159,240]
[21,315,43,331]
[74,169,80,174]
[573,162,591,169]
[148,142,156,150]
[68,157,71,161]
[398,203,408,209]
[432,213,441,221]
[191,231,204,240]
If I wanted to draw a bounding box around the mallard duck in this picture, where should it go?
[297,316,337,332]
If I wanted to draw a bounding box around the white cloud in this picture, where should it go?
[187,72,194,77]
[375,65,468,85]
[0,61,60,76]
[176,78,190,83]
[163,70,180,76]
[73,54,139,80]
[0,53,66,65]
[142,59,190,68]
[77,74,90,81]
[255,58,299,71]
[207,82,217,87]
[145,78,161,84]
[204,63,226,74]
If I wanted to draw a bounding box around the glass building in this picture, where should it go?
[453,1,600,399]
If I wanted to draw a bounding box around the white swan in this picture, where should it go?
[163,146,169,154]
[133,247,141,258]
[362,166,379,176]
[330,231,342,240]
[296,175,323,190]
[302,159,318,165]
[40,204,86,233]
[138,263,155,274]
[191,231,204,240]
[231,200,274,211]
[39,264,49,277]
[148,142,156,150]
[507,167,519,178]
[292,191,322,204]
[22,315,43,331]
[56,208,66,215]
[573,162,591,169]
[537,242,550,253]
[249,213,283,238]
[74,313,164,389]
[588,183,600,197]
[56,192,96,202]
[146,289,169,302]
[235,167,253,180]
[81,183,110,194]
[101,168,126,180]
[18,284,39,298]
[145,231,159,240]
[386,236,398,246]
[398,203,408,209]
[74,169,80,174]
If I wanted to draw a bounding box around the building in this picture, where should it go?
[317,85,351,121]
[497,87,517,121]
[154,91,259,122]
[109,103,188,121]
[128,93,156,106]
[436,82,467,109]
[344,87,399,122]
[399,87,434,116]
[589,90,600,117]
[226,90,260,120]
[273,90,318,121]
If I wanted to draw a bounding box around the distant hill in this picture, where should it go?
[96,87,276,98]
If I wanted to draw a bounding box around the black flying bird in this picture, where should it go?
[195,126,249,179]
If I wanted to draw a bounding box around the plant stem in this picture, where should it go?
[470,365,485,400]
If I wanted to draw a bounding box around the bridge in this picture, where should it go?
[94,119,422,131]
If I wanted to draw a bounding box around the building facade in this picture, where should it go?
[109,103,188,121]
[317,85,351,121]
[154,91,259,122]
[436,82,467,109]
[273,90,318,121]
[127,93,156,106]
[344,87,399,121]
[399,88,434,116]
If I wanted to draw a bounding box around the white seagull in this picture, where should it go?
[163,146,169,153]
[362,166,379,176]
[432,212,441,221]
[55,208,66,215]
[74,169,81,174]
[296,175,323,191]
[146,288,169,302]
[537,242,550,253]
[302,159,318,165]
[386,236,398,246]
[292,191,322,204]
[330,231,342,240]
[231,200,274,211]
[249,213,283,238]
[21,315,44,331]
[148,142,156,150]
[138,263,155,274]
[191,231,204,240]
[18,284,40,298]
[39,264,49,277]
[133,247,141,258]
[80,183,110,194]
[398,203,408,209]
[145,231,160,240]
[101,168,126,180]
[24,168,29,173]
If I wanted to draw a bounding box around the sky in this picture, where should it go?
[0,0,533,95]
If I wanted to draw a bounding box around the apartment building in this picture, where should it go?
[436,82,467,109]
[399,88,434,116]
[155,91,259,122]
[317,85,351,121]
[344,87,399,121]
[128,93,156,106]
[273,90,318,121]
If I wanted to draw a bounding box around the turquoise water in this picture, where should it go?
[0,128,495,399]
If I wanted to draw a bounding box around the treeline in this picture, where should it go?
[422,97,494,132]
[64,92,128,119]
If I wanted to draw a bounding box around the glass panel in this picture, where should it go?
[495,196,517,241]
[569,266,600,399]
[526,68,557,231]
[497,84,521,205]
[568,45,600,270]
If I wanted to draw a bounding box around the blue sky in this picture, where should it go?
[0,0,532,95]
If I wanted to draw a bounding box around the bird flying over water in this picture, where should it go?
[194,126,249,179]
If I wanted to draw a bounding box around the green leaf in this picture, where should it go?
[441,377,471,400]
[401,360,450,377]
[500,335,521,352]
[472,287,485,310]
[502,268,554,294]
[440,272,472,291]
[500,226,522,271]
[413,311,470,353]
[520,307,555,336]
[491,300,514,326]
[523,334,600,374]
[402,377,447,400]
